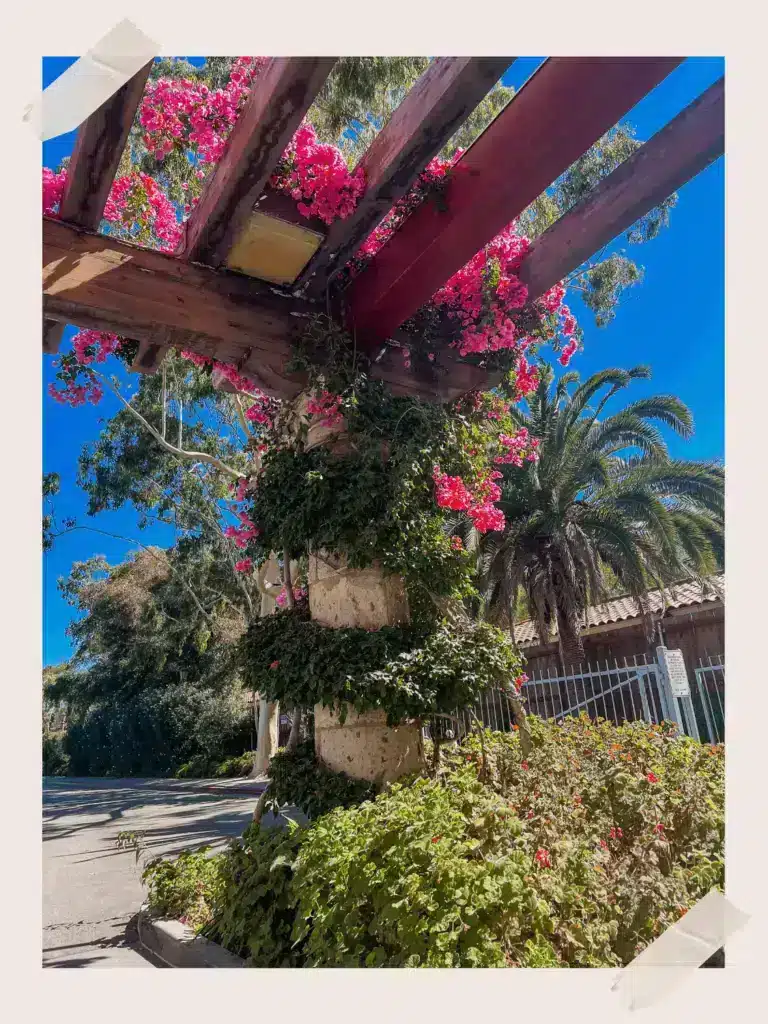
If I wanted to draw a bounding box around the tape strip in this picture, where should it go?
[612,889,749,1010]
[23,18,158,141]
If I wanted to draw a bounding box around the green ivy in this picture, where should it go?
[240,610,521,723]
[266,740,375,819]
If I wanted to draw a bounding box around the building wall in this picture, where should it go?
[520,605,724,679]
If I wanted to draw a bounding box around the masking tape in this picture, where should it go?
[612,889,749,1010]
[24,18,158,141]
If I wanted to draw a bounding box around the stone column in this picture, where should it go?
[309,551,424,784]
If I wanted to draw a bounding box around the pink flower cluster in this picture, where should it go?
[139,57,268,166]
[494,427,540,468]
[275,585,308,608]
[223,511,260,548]
[71,330,121,366]
[231,477,250,501]
[43,166,181,252]
[270,122,366,226]
[234,558,253,573]
[512,355,539,399]
[305,389,344,428]
[47,378,103,407]
[432,466,506,534]
[43,167,68,215]
[434,224,531,356]
[180,351,275,427]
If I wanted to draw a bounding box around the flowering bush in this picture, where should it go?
[144,716,723,967]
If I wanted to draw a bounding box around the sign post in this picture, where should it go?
[655,646,698,739]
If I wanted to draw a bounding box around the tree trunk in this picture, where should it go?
[555,604,585,669]
[286,707,301,752]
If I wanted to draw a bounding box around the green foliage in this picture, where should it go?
[241,610,520,724]
[146,718,723,967]
[175,751,253,779]
[203,824,306,965]
[266,741,375,819]
[63,684,252,778]
[143,847,226,931]
[440,82,514,160]
[43,732,70,776]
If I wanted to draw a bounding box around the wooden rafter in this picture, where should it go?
[297,56,515,298]
[345,57,683,345]
[43,319,64,354]
[43,218,485,402]
[131,339,169,374]
[58,62,153,230]
[518,77,725,302]
[182,58,336,266]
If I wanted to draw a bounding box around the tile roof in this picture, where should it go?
[514,574,724,648]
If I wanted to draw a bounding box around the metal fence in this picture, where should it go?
[426,651,725,745]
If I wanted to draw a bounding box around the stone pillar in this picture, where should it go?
[308,551,424,784]
[251,552,281,778]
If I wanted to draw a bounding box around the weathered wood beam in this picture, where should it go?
[43,319,64,354]
[297,57,515,298]
[130,339,168,374]
[42,217,482,402]
[345,57,683,345]
[182,58,336,266]
[58,62,153,230]
[518,77,725,302]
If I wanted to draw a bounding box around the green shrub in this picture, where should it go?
[142,847,225,930]
[141,717,724,968]
[214,752,254,778]
[43,732,70,776]
[202,824,305,965]
[266,740,375,819]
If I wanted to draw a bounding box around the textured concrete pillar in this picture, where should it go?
[309,551,423,783]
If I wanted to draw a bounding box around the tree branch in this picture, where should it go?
[93,370,245,481]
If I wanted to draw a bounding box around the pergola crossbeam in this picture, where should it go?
[345,56,683,344]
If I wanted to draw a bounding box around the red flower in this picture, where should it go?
[654,822,665,835]
[646,771,659,784]
[600,839,608,849]
[269,660,280,669]
[609,827,623,840]
[534,848,551,868]
[431,836,441,844]
[521,761,529,770]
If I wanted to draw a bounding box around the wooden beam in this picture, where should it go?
[345,57,683,344]
[43,319,64,354]
[518,77,725,302]
[42,217,481,402]
[298,57,515,298]
[182,58,336,266]
[130,339,168,374]
[58,62,153,230]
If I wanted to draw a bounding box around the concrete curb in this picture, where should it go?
[137,905,246,968]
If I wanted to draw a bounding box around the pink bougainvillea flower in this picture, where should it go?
[234,558,253,573]
[269,660,280,669]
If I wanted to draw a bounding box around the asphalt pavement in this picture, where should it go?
[42,777,288,968]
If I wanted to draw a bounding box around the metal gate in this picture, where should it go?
[428,651,725,745]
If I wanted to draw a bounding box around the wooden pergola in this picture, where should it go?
[42,56,724,401]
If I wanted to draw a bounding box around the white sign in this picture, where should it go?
[656,647,690,698]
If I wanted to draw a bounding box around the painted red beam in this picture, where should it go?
[518,77,724,301]
[182,58,335,266]
[346,57,682,343]
[298,57,515,298]
[58,62,153,230]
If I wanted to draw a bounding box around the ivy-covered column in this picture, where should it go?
[241,324,527,794]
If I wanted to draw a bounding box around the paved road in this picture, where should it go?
[43,778,279,968]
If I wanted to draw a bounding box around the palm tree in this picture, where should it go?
[473,364,724,665]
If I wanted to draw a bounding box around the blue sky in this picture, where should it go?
[42,56,724,666]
